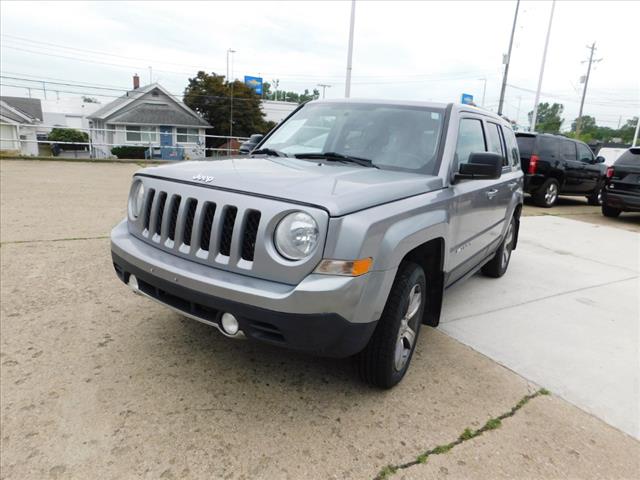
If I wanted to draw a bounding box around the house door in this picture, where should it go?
[160,126,173,146]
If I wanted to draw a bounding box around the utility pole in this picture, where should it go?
[148,66,153,84]
[633,117,639,147]
[530,0,555,132]
[317,83,331,99]
[42,81,47,100]
[478,78,487,107]
[576,42,602,137]
[344,0,356,98]
[498,0,520,115]
[226,48,236,156]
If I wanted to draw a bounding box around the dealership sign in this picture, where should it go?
[244,76,263,95]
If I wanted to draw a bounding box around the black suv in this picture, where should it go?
[515,133,606,207]
[602,147,640,217]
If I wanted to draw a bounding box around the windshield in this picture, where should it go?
[260,102,445,174]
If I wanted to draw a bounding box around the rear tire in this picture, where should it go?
[601,204,621,217]
[533,178,559,208]
[481,217,515,278]
[587,183,604,206]
[359,262,426,389]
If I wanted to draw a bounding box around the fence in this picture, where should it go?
[0,122,250,160]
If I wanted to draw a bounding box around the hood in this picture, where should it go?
[137,157,444,216]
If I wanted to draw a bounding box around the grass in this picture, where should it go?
[373,388,551,480]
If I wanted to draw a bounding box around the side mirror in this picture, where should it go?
[595,156,605,163]
[455,152,503,182]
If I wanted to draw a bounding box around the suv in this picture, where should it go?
[111,100,523,388]
[602,147,640,217]
[515,133,606,207]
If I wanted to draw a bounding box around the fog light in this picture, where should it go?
[220,313,239,335]
[128,274,139,291]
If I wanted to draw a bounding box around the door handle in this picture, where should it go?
[485,188,499,199]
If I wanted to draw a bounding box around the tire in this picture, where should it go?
[533,178,559,208]
[359,261,426,389]
[601,204,621,218]
[481,217,516,278]
[587,183,604,206]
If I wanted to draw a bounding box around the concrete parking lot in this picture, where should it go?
[1,159,639,479]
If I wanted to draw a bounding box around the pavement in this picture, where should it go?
[1,159,639,480]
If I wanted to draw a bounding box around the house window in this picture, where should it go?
[126,126,157,143]
[177,128,199,143]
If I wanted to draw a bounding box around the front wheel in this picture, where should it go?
[359,262,426,389]
[481,217,515,278]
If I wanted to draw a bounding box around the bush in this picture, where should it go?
[47,128,89,150]
[111,146,149,159]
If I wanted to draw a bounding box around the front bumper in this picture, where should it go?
[111,220,379,357]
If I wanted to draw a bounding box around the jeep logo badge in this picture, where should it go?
[192,174,214,183]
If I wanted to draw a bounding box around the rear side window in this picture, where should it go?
[615,148,640,166]
[560,140,577,161]
[504,128,521,168]
[515,135,535,157]
[537,136,559,158]
[455,118,486,166]
[577,143,594,162]
[486,122,509,166]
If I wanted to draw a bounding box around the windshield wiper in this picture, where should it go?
[251,148,288,157]
[294,151,378,168]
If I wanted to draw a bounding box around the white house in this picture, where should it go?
[261,100,298,123]
[88,79,210,160]
[0,97,41,156]
[41,97,102,132]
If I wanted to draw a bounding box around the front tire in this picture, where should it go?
[481,217,515,278]
[359,262,426,389]
[601,204,621,217]
[533,178,559,208]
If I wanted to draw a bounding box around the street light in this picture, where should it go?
[317,83,332,99]
[226,48,236,156]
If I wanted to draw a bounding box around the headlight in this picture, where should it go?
[129,181,145,218]
[274,211,319,260]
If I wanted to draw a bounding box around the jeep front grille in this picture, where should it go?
[129,176,328,284]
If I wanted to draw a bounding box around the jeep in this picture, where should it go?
[111,99,523,388]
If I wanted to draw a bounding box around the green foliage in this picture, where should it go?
[263,81,320,104]
[111,146,148,159]
[183,71,272,149]
[528,102,564,134]
[47,127,89,151]
[568,115,638,144]
[483,418,502,431]
[47,128,88,144]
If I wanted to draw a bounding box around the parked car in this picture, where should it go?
[238,134,264,155]
[111,100,523,388]
[602,147,640,217]
[515,133,606,207]
[596,146,628,166]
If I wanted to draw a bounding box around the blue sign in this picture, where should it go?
[244,76,263,95]
[461,93,474,105]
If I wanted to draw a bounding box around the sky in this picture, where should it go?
[1,0,638,130]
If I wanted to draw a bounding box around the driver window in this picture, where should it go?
[577,143,594,163]
[455,118,486,166]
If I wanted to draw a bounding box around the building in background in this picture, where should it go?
[88,77,210,160]
[0,97,42,156]
[41,97,102,131]
[261,100,298,123]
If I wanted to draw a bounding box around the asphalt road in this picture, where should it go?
[1,160,638,479]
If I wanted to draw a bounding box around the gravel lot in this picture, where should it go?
[1,159,638,479]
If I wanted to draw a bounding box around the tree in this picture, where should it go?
[47,127,89,150]
[619,117,638,144]
[262,81,320,104]
[183,71,272,151]
[528,102,564,133]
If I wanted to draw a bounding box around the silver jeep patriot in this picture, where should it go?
[111,99,523,388]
